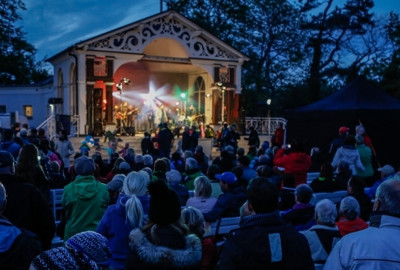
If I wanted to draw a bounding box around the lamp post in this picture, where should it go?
[267,98,271,136]
[217,82,226,124]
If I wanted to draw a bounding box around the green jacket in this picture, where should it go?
[62,175,109,240]
[182,168,203,190]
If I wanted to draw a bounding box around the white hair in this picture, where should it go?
[339,196,360,220]
[376,179,400,215]
[315,199,337,224]
[123,171,150,197]
[143,154,153,167]
[185,157,198,170]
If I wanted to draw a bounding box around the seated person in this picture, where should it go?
[335,196,368,236]
[186,176,217,214]
[218,177,314,269]
[203,172,247,222]
[346,175,372,222]
[333,161,352,190]
[281,184,315,230]
[300,199,342,264]
[310,162,340,192]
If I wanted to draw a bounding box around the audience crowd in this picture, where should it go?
[0,121,400,270]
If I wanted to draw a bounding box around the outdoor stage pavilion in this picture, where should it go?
[47,10,249,136]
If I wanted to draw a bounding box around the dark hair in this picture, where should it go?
[295,184,313,203]
[320,162,334,179]
[348,175,365,193]
[256,165,272,178]
[207,164,220,180]
[290,138,305,152]
[238,156,250,166]
[247,177,279,213]
[344,134,356,146]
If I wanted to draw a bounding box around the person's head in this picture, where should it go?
[181,206,205,238]
[339,126,349,135]
[134,154,144,164]
[347,175,365,194]
[154,158,168,173]
[310,147,320,156]
[207,164,220,180]
[319,162,334,179]
[339,196,360,220]
[247,177,279,213]
[194,176,212,198]
[315,199,337,225]
[74,155,96,176]
[148,180,182,225]
[118,161,131,175]
[166,169,182,185]
[295,184,313,204]
[124,170,150,197]
[194,145,203,154]
[236,147,245,157]
[343,134,356,146]
[183,150,194,160]
[65,231,111,267]
[143,154,153,167]
[216,171,238,192]
[15,143,40,170]
[373,179,400,216]
[355,124,365,136]
[378,164,395,178]
[0,182,6,213]
[355,134,364,145]
[126,147,135,156]
[185,157,198,171]
[256,164,272,178]
[237,156,250,167]
[113,157,125,171]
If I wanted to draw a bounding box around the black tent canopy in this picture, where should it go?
[287,77,400,168]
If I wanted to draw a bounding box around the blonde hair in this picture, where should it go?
[123,171,150,196]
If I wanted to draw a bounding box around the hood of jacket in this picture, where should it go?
[72,175,103,200]
[128,228,202,268]
[0,219,21,252]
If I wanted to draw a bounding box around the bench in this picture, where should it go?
[204,216,241,239]
[311,190,348,205]
[49,189,64,247]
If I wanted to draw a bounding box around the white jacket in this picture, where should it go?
[331,146,364,175]
[324,215,400,270]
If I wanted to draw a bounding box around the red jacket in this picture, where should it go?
[274,148,311,186]
[336,217,368,236]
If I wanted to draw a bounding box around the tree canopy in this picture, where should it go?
[165,0,400,115]
[0,0,48,85]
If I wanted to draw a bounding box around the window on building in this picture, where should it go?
[23,105,33,119]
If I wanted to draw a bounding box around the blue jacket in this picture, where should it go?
[217,212,314,270]
[203,186,246,222]
[97,194,141,270]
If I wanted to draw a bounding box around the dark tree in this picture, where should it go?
[0,0,49,85]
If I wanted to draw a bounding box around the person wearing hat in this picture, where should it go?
[30,231,111,270]
[331,134,365,176]
[0,182,42,269]
[125,180,202,270]
[97,171,148,270]
[329,126,350,158]
[0,150,55,250]
[366,164,395,199]
[62,155,109,241]
[203,171,247,222]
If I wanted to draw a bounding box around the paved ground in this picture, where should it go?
[67,131,266,164]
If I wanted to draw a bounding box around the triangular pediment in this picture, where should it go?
[76,10,248,62]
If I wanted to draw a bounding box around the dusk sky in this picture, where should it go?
[20,0,400,64]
